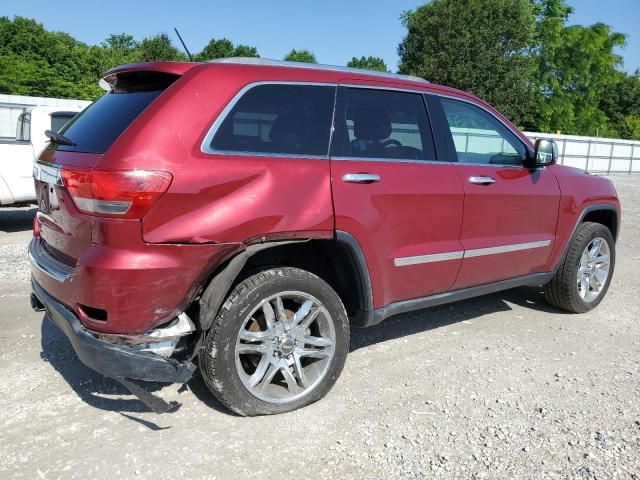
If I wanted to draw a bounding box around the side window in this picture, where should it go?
[50,113,76,134]
[440,98,525,165]
[16,113,31,141]
[210,84,335,156]
[333,88,436,161]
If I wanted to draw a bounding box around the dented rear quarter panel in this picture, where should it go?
[100,64,336,244]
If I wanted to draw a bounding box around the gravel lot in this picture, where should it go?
[1,176,639,480]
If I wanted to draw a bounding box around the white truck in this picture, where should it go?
[0,106,82,206]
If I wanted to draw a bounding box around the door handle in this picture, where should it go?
[342,173,381,184]
[468,176,495,185]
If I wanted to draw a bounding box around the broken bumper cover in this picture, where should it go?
[32,278,197,385]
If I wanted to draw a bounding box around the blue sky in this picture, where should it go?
[4,0,639,73]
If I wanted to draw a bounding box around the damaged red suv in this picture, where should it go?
[30,58,620,415]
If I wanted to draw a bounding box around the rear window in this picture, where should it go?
[52,72,178,154]
[209,84,335,156]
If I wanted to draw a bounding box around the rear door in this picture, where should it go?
[432,95,561,289]
[330,84,465,308]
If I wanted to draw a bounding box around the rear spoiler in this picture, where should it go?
[101,62,199,90]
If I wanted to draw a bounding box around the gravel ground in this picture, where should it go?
[0,177,639,480]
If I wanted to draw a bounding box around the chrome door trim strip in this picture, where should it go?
[394,240,552,267]
[394,251,464,267]
[463,240,551,258]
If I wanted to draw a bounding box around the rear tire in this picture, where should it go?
[544,222,615,313]
[199,267,349,416]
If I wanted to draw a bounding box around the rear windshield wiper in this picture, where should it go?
[45,130,76,146]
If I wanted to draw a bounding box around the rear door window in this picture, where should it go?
[209,84,335,156]
[331,87,436,161]
[52,72,178,154]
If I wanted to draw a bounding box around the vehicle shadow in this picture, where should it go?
[0,206,37,233]
[350,285,567,351]
[39,285,566,421]
[39,317,232,419]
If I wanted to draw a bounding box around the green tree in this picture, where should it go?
[196,37,259,61]
[531,1,626,135]
[284,49,317,63]
[599,70,640,139]
[398,0,537,127]
[138,33,185,62]
[347,56,388,72]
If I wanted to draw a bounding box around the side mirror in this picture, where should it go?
[531,139,558,167]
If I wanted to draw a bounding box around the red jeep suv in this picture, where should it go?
[29,58,620,415]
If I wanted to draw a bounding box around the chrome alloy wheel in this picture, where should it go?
[577,237,611,303]
[235,291,336,404]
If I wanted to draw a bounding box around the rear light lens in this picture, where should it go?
[33,215,40,237]
[61,167,172,219]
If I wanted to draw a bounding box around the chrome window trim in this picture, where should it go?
[394,239,552,267]
[332,156,451,166]
[200,81,337,157]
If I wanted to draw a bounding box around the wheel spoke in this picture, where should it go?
[588,239,601,259]
[237,343,267,354]
[292,300,313,326]
[248,355,272,387]
[280,365,303,394]
[239,329,272,341]
[274,296,287,325]
[578,276,589,298]
[262,301,276,330]
[596,254,609,268]
[296,347,332,359]
[302,335,333,348]
[257,361,280,392]
[292,353,309,389]
[299,308,321,331]
[594,269,607,285]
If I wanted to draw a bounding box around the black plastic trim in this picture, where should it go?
[335,231,374,327]
[553,204,619,273]
[367,272,554,327]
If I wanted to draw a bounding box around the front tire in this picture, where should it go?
[199,267,349,416]
[544,222,615,313]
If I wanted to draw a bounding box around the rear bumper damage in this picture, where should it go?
[32,278,197,413]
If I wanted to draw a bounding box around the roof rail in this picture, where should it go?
[207,57,429,84]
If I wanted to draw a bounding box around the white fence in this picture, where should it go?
[525,132,640,174]
[0,94,90,141]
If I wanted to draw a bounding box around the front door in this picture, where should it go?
[434,95,561,290]
[330,83,465,308]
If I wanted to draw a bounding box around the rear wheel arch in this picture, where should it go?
[197,233,374,333]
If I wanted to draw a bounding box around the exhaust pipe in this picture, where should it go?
[30,293,45,312]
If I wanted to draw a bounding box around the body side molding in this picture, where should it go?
[369,272,554,328]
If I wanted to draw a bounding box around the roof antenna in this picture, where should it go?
[174,27,194,62]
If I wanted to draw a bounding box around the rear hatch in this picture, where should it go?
[34,68,184,264]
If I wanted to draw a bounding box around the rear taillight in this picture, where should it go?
[60,167,172,219]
